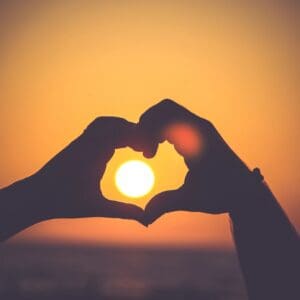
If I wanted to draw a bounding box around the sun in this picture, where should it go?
[115,160,155,198]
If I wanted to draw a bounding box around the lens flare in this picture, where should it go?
[164,122,202,157]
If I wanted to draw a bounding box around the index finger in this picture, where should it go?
[138,99,207,158]
[84,116,149,151]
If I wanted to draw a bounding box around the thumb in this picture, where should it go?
[144,189,185,225]
[99,198,145,225]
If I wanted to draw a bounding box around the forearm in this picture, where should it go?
[230,181,300,300]
[0,176,47,241]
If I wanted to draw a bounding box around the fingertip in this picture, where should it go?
[135,218,148,227]
[143,215,155,226]
[140,219,149,227]
[142,144,158,158]
[143,204,159,225]
[143,152,154,159]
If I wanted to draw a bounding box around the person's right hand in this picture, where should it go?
[139,100,256,225]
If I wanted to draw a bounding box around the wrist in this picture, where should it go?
[228,168,270,218]
[229,184,277,229]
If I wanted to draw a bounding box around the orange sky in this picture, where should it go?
[0,0,299,248]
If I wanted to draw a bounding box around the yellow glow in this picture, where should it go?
[101,144,187,209]
[115,160,155,198]
[1,1,299,247]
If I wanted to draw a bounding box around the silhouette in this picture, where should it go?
[0,117,147,241]
[0,99,299,300]
[140,100,300,300]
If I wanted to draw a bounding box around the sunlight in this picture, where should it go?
[115,160,155,198]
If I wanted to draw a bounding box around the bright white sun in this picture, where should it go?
[115,160,155,198]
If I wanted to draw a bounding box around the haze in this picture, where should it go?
[0,0,299,248]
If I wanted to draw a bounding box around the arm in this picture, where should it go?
[0,177,46,241]
[0,117,145,242]
[230,178,300,300]
[141,99,300,300]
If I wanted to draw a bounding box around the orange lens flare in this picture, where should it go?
[163,123,202,157]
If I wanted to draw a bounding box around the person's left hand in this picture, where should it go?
[30,117,145,224]
[137,100,253,225]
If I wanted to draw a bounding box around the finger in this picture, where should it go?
[99,198,146,225]
[139,99,199,132]
[144,188,187,225]
[84,117,136,149]
[138,99,209,161]
[83,116,152,162]
[138,100,191,157]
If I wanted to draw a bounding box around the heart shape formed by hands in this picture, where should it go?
[35,99,252,226]
[137,100,253,225]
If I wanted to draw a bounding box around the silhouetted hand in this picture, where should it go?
[31,117,145,223]
[140,100,300,300]
[140,99,253,224]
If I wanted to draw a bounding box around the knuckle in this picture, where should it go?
[83,117,110,138]
[198,118,215,130]
[86,117,128,133]
[140,99,178,124]
[204,119,214,128]
[159,98,176,107]
[207,121,217,132]
[87,116,106,129]
[158,98,179,113]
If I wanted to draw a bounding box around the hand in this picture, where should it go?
[139,99,253,225]
[30,117,145,223]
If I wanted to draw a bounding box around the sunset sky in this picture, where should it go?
[0,0,299,247]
